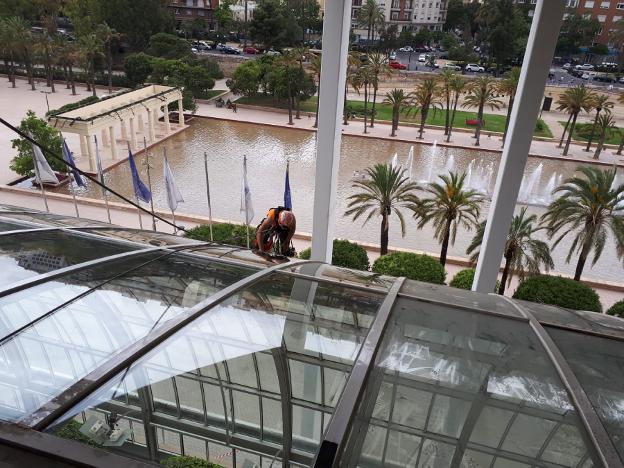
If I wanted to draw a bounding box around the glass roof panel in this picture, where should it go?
[284,263,394,291]
[0,211,111,228]
[45,273,385,465]
[0,219,35,232]
[0,251,256,423]
[547,326,624,463]
[78,228,201,247]
[340,296,597,467]
[0,230,139,287]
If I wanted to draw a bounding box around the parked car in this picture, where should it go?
[215,43,226,51]
[562,62,572,69]
[465,63,484,72]
[243,46,260,54]
[418,53,427,62]
[389,51,397,60]
[266,49,281,56]
[389,60,407,70]
[222,46,241,55]
[575,63,594,71]
[191,47,199,54]
[399,46,414,52]
[443,62,461,71]
[594,73,615,83]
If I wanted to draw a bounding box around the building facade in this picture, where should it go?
[574,0,623,47]
[168,0,219,31]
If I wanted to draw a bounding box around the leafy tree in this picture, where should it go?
[498,67,521,145]
[467,207,553,295]
[446,75,467,142]
[463,76,502,146]
[444,0,470,32]
[383,88,413,137]
[56,36,79,95]
[541,166,624,281]
[398,29,414,47]
[584,94,613,152]
[124,52,154,87]
[414,171,483,266]
[147,33,191,60]
[289,0,322,42]
[10,110,64,177]
[378,24,400,53]
[96,23,122,94]
[78,32,104,97]
[65,0,102,38]
[345,164,419,255]
[410,78,442,140]
[413,28,431,46]
[607,300,624,318]
[448,42,478,71]
[227,60,263,96]
[249,0,301,50]
[357,0,384,45]
[556,85,595,156]
[556,13,601,56]
[215,0,234,31]
[592,112,616,160]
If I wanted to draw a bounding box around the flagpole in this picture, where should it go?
[244,155,250,249]
[94,136,112,223]
[127,142,144,229]
[61,136,80,218]
[145,138,156,231]
[203,151,213,242]
[31,149,50,212]
[163,150,177,235]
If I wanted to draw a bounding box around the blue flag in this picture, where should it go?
[283,162,292,210]
[128,149,151,203]
[61,139,85,187]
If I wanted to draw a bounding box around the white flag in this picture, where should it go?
[406,146,414,179]
[29,133,58,184]
[240,156,254,224]
[164,157,184,212]
[390,152,398,169]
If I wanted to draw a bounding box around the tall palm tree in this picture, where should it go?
[584,94,614,152]
[367,52,390,128]
[79,33,104,97]
[414,171,484,266]
[592,111,616,160]
[352,63,374,134]
[96,23,122,95]
[463,76,502,146]
[345,164,419,256]
[357,0,385,46]
[291,45,310,119]
[0,18,17,87]
[446,75,467,143]
[6,16,36,90]
[36,33,57,92]
[277,50,299,125]
[556,85,595,156]
[618,92,624,155]
[383,88,413,137]
[498,67,521,145]
[343,52,361,125]
[467,207,554,295]
[541,166,624,281]
[310,53,321,128]
[410,78,442,140]
[438,69,456,136]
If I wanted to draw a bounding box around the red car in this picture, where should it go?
[244,46,260,54]
[389,60,407,70]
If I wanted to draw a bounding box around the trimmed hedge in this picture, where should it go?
[299,239,370,271]
[185,223,256,248]
[512,275,602,312]
[46,95,100,117]
[161,456,222,468]
[372,252,446,284]
[606,300,624,318]
[449,268,500,292]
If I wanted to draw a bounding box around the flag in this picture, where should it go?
[29,132,58,184]
[128,149,152,203]
[283,161,292,210]
[62,139,85,187]
[163,157,184,212]
[406,146,414,180]
[94,136,104,184]
[240,156,254,224]
[390,152,398,169]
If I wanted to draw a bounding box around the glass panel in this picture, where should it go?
[0,211,110,228]
[0,230,137,287]
[0,219,36,232]
[47,274,384,464]
[80,228,200,247]
[547,327,624,463]
[341,297,597,467]
[284,263,394,291]
[0,254,255,423]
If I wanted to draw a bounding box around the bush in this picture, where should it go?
[299,239,369,270]
[54,421,101,447]
[512,275,602,312]
[161,455,222,468]
[46,96,100,117]
[372,252,446,284]
[124,52,154,86]
[449,268,500,292]
[185,223,256,247]
[607,300,624,318]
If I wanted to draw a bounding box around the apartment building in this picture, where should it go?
[168,0,219,30]
[575,0,623,47]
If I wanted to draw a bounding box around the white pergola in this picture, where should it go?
[48,85,184,172]
[310,0,566,294]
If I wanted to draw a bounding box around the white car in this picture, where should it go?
[215,43,226,51]
[191,47,199,54]
[575,63,594,71]
[562,62,572,69]
[418,53,427,62]
[444,63,461,71]
[619,76,624,83]
[266,49,281,56]
[389,51,397,60]
[399,46,414,52]
[465,63,484,72]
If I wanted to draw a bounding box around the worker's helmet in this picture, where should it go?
[278,210,295,230]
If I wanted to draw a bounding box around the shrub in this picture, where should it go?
[512,275,602,312]
[185,223,256,247]
[161,455,222,468]
[372,252,446,284]
[449,268,500,292]
[607,300,624,318]
[299,239,370,270]
[46,96,100,117]
[124,52,154,86]
[54,421,101,447]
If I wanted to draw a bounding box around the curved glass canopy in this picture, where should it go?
[0,205,622,468]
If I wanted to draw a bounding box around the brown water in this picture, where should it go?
[54,118,624,283]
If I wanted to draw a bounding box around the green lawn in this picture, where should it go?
[236,95,553,138]
[199,89,227,99]
[560,121,623,146]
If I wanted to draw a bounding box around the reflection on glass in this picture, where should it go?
[0,211,110,228]
[0,253,255,423]
[80,228,201,247]
[0,219,35,232]
[285,263,394,291]
[46,274,384,466]
[341,297,596,467]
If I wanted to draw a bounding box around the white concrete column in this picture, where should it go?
[109,126,118,160]
[178,99,185,125]
[473,0,566,293]
[86,135,95,172]
[147,108,155,142]
[79,134,88,159]
[120,119,128,141]
[101,128,109,147]
[163,104,171,133]
[310,0,352,263]
[129,117,137,150]
[138,113,145,132]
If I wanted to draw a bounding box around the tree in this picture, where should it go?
[378,24,399,53]
[541,166,624,281]
[556,85,595,156]
[310,53,322,128]
[345,164,419,256]
[56,36,79,94]
[584,94,613,152]
[410,78,442,140]
[97,23,122,94]
[357,0,384,45]
[0,17,19,87]
[383,88,413,137]
[227,59,263,97]
[618,92,624,155]
[467,207,553,295]
[463,76,502,146]
[414,27,431,46]
[343,52,362,125]
[78,33,104,97]
[65,0,102,38]
[124,52,154,87]
[10,110,64,177]
[444,0,471,32]
[438,69,456,135]
[269,51,302,125]
[215,0,234,31]
[147,33,191,60]
[289,0,322,42]
[414,171,483,266]
[351,63,374,134]
[249,0,301,50]
[367,52,390,128]
[498,67,521,145]
[447,75,467,142]
[592,112,616,160]
[556,13,601,56]
[6,16,36,90]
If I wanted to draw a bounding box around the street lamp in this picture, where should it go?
[40,90,53,113]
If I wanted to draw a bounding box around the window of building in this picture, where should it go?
[617,1,624,8]
[600,1,611,8]
[186,8,192,14]
[392,0,400,8]
[614,15,623,21]
[598,14,607,21]
[391,11,399,19]
[198,9,204,15]
[585,0,594,7]
[186,0,193,6]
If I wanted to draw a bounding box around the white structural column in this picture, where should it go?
[473,0,566,293]
[147,109,155,142]
[309,0,352,262]
[109,126,118,160]
[101,128,109,147]
[79,135,88,159]
[129,117,137,149]
[178,99,185,125]
[120,119,128,141]
[163,104,171,133]
[138,114,145,132]
[86,135,95,172]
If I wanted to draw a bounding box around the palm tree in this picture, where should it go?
[584,94,614,152]
[345,164,419,256]
[97,23,122,95]
[446,75,467,143]
[79,33,104,97]
[498,67,521,145]
[617,92,624,155]
[467,207,554,295]
[36,33,57,92]
[291,45,310,119]
[367,52,390,128]
[0,18,17,87]
[592,111,616,160]
[310,53,321,128]
[414,171,484,266]
[410,78,442,139]
[556,85,595,156]
[541,166,624,281]
[357,0,385,46]
[6,16,36,90]
[463,76,502,146]
[277,50,299,125]
[352,63,374,134]
[383,88,413,137]
[343,52,361,125]
[438,69,456,136]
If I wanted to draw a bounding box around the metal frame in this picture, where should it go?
[313,277,405,467]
